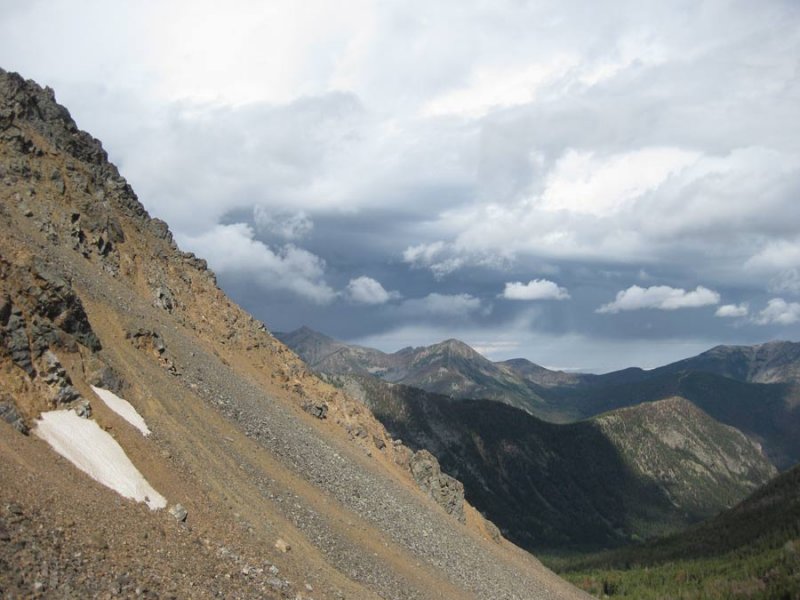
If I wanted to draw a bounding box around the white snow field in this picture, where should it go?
[91,386,151,436]
[34,410,167,509]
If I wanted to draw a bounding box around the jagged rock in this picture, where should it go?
[29,318,63,356]
[373,434,386,450]
[169,504,188,522]
[409,450,465,523]
[0,396,28,434]
[274,538,290,553]
[392,443,414,470]
[303,401,328,419]
[41,350,66,383]
[350,425,368,439]
[50,168,65,194]
[126,329,166,354]
[29,265,101,351]
[86,361,125,394]
[153,286,175,312]
[485,519,502,543]
[149,218,172,242]
[53,384,80,405]
[73,399,92,418]
[3,306,34,376]
[41,350,81,405]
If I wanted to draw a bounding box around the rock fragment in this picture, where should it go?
[168,504,188,522]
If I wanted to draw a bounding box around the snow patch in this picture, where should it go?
[91,386,151,436]
[34,410,166,510]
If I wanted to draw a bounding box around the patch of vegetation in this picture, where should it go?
[559,543,800,599]
[548,465,800,599]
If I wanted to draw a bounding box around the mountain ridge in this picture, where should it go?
[280,326,800,467]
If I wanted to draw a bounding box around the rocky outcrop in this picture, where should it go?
[409,449,466,523]
[0,256,100,424]
[124,328,179,375]
[0,393,28,434]
[0,259,100,364]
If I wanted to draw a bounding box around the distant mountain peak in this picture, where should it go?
[428,338,481,356]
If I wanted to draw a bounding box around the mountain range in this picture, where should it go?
[277,327,555,417]
[280,327,800,469]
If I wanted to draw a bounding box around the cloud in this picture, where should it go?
[769,269,800,295]
[540,147,699,217]
[177,223,336,304]
[502,279,570,301]
[346,276,399,305]
[402,241,462,278]
[4,1,800,370]
[753,298,800,325]
[422,56,579,118]
[596,285,720,314]
[253,208,313,240]
[715,303,749,318]
[402,240,510,280]
[746,240,800,271]
[399,293,485,317]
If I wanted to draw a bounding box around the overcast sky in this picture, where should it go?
[3,0,800,371]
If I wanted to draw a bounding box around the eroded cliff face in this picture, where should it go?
[0,68,590,599]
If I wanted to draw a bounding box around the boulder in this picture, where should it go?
[153,286,175,312]
[302,401,328,419]
[169,504,188,522]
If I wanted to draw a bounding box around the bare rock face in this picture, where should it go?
[0,260,101,363]
[409,449,465,523]
[0,393,28,434]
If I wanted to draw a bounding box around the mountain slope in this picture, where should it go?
[592,397,777,518]
[556,464,800,598]
[336,375,775,552]
[0,68,589,599]
[549,369,800,469]
[653,340,800,385]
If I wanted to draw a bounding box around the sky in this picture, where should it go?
[2,0,800,372]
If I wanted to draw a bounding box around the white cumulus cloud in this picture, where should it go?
[715,303,749,318]
[596,285,720,314]
[346,276,399,305]
[502,279,570,301]
[178,223,336,304]
[754,298,800,325]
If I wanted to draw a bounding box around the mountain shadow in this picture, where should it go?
[335,375,775,553]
